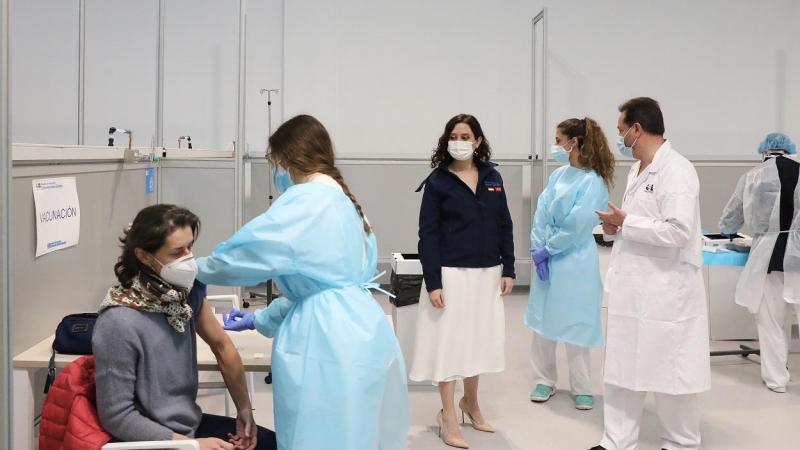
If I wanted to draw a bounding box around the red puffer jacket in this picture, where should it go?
[39,355,111,450]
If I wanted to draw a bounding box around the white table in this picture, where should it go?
[13,327,272,450]
[703,263,759,340]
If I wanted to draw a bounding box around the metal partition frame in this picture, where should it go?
[1,0,12,446]
[155,0,166,147]
[77,0,86,144]
[530,7,547,286]
[235,0,247,231]
[531,9,547,219]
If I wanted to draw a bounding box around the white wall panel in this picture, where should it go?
[285,0,800,157]
[10,0,79,144]
[83,0,158,147]
[162,0,238,150]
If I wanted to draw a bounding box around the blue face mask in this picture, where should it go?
[272,165,294,193]
[616,127,638,158]
[551,144,572,163]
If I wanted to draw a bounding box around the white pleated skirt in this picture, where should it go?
[409,265,505,382]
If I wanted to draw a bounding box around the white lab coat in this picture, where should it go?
[603,141,711,394]
[719,156,800,313]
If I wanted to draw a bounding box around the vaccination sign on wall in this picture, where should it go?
[32,177,81,257]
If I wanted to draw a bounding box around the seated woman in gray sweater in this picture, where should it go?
[92,204,276,450]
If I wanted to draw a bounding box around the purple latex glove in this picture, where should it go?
[531,247,551,264]
[535,260,550,281]
[222,309,255,331]
[531,247,551,282]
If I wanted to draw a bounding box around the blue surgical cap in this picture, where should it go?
[757,132,796,154]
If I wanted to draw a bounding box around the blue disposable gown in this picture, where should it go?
[197,181,409,450]
[525,166,608,347]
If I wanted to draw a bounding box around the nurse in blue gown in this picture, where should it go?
[196,115,410,450]
[525,117,614,411]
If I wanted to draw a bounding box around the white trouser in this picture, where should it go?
[529,332,592,395]
[599,384,701,450]
[757,271,800,390]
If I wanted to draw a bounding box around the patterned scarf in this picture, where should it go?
[99,270,194,333]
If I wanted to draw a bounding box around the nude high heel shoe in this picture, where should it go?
[437,409,469,448]
[458,397,495,433]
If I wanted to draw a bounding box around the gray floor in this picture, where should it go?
[197,290,800,450]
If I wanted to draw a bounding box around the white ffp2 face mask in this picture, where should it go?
[447,140,474,161]
[155,253,198,289]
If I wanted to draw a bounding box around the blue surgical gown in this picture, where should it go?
[196,181,410,450]
[524,166,608,347]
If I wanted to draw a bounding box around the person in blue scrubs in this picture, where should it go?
[196,115,410,450]
[526,117,614,410]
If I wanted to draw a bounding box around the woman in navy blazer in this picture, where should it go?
[410,114,514,448]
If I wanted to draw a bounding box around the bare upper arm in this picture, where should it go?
[195,301,235,354]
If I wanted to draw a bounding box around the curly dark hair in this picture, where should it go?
[557,117,616,189]
[114,204,200,287]
[430,114,492,168]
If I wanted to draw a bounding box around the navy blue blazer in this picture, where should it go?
[416,161,515,291]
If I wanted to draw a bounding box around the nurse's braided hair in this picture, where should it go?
[557,117,615,188]
[268,114,372,234]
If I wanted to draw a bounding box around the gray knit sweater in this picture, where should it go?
[92,288,204,441]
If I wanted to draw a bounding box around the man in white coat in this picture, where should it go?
[591,97,710,450]
[719,132,800,394]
